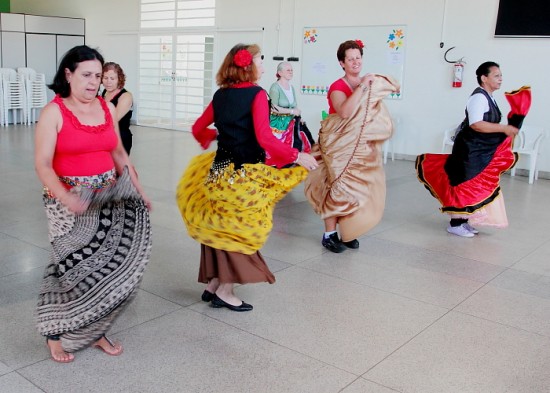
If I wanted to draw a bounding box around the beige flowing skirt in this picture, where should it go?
[304,74,400,241]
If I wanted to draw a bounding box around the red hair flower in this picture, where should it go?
[234,49,253,68]
[355,39,364,49]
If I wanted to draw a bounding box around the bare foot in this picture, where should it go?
[92,336,123,356]
[46,338,74,363]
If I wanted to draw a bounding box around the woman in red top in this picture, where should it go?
[35,45,152,363]
[304,40,398,253]
[177,44,317,312]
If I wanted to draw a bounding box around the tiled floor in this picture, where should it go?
[1,124,549,393]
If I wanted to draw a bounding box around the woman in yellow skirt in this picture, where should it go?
[177,44,317,311]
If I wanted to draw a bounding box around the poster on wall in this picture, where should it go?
[301,25,405,99]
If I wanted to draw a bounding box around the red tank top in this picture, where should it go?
[327,78,353,114]
[52,95,118,177]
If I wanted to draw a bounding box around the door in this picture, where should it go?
[138,34,214,130]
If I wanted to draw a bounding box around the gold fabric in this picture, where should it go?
[177,151,307,255]
[304,74,400,241]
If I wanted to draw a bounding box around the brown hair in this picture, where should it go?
[336,40,364,69]
[216,44,261,88]
[103,62,126,89]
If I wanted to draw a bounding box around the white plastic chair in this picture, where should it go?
[0,68,17,82]
[511,125,545,184]
[25,73,48,124]
[17,67,36,80]
[2,77,27,126]
[441,124,460,153]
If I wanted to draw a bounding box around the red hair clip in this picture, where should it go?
[234,49,253,68]
[355,39,364,49]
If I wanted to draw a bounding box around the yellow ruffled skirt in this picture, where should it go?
[176,152,307,254]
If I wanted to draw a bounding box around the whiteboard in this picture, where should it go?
[301,25,405,99]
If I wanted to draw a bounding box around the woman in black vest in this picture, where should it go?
[102,62,133,154]
[176,44,317,311]
[416,61,519,237]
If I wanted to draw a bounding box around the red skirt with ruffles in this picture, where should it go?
[415,137,517,214]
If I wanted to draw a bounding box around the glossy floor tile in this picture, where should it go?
[1,124,549,392]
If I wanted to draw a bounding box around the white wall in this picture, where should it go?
[11,0,550,173]
[11,0,140,108]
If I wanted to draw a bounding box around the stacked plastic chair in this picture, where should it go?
[1,68,26,126]
[19,69,48,125]
[0,68,17,126]
[0,73,4,126]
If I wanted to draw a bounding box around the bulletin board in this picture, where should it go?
[301,25,405,99]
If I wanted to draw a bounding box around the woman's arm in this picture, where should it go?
[271,103,300,116]
[107,103,152,209]
[114,91,133,122]
[253,90,317,170]
[470,121,518,137]
[269,83,300,115]
[268,83,281,106]
[191,102,217,149]
[467,93,518,137]
[253,90,298,166]
[34,103,88,213]
[331,74,374,118]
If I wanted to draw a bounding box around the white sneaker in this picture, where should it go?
[447,224,475,238]
[463,223,479,234]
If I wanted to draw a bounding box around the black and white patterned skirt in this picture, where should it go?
[36,167,152,352]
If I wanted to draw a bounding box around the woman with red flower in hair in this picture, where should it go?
[304,39,399,253]
[176,44,317,311]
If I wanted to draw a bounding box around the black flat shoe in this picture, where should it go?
[211,294,253,312]
[322,233,346,253]
[201,290,215,302]
[342,239,359,249]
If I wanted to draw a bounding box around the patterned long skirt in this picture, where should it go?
[36,167,152,352]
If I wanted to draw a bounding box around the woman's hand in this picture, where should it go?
[295,152,318,171]
[503,125,519,137]
[141,194,153,211]
[360,73,375,86]
[59,191,89,214]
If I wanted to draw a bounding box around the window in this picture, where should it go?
[141,0,215,29]
[139,0,215,130]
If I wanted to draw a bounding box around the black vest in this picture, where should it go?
[212,86,266,168]
[445,87,506,186]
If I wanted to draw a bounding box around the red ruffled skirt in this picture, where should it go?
[416,137,517,219]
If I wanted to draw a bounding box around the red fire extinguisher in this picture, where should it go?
[444,46,466,88]
[452,62,464,88]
